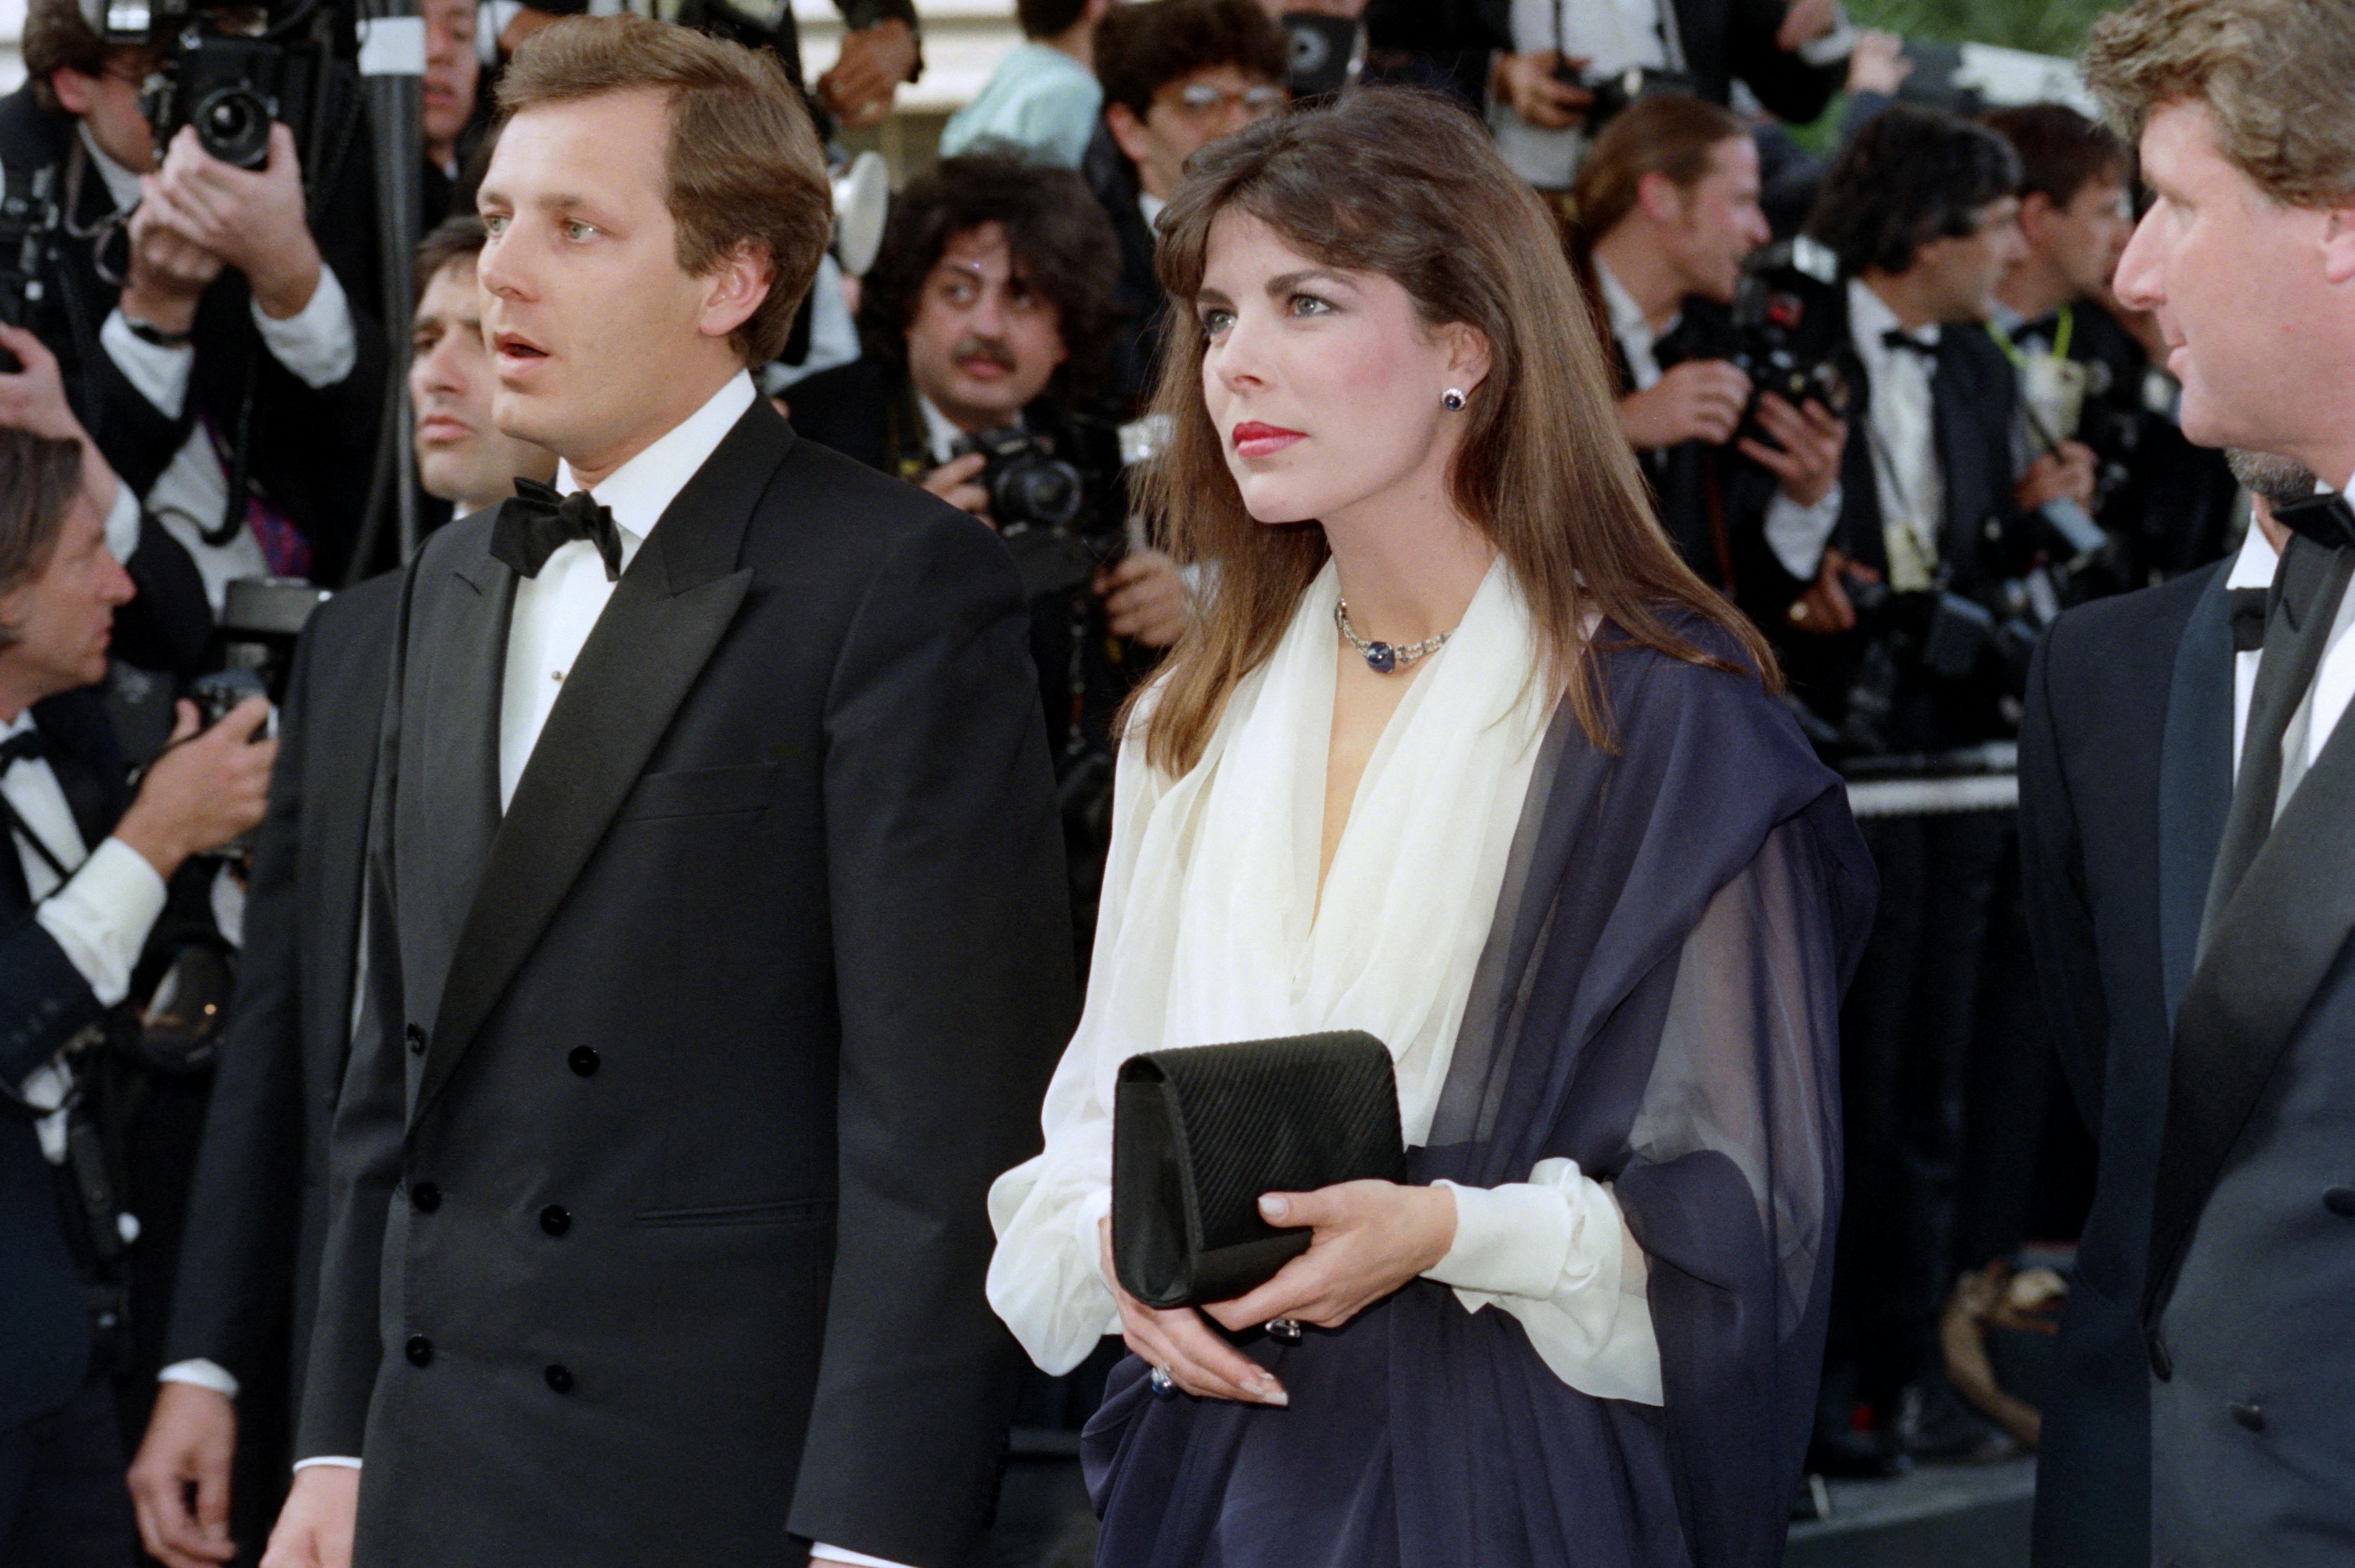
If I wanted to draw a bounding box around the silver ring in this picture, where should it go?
[1149,1364,1175,1395]
[1266,1318,1302,1343]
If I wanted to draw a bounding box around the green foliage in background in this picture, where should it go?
[1843,0,2118,60]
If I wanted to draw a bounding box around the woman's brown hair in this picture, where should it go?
[1129,88,1777,777]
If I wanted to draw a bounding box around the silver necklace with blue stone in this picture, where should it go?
[1334,598,1456,675]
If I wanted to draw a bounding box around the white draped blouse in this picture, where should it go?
[987,558,1664,1404]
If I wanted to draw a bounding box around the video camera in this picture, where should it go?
[76,0,352,172]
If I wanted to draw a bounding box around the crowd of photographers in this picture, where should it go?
[0,0,2255,1560]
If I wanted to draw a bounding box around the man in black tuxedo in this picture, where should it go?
[1568,92,1848,593]
[2059,1,2355,1558]
[262,17,1072,1568]
[128,215,556,1568]
[2018,453,2298,1568]
[0,426,274,1566]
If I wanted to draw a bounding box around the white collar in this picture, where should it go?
[1848,277,1940,354]
[2228,514,2281,589]
[0,709,34,741]
[916,392,966,467]
[78,123,143,213]
[1594,260,1673,350]
[554,371,756,561]
[1139,190,1166,236]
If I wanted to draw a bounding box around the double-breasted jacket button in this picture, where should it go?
[2324,1186,2355,1218]
[410,1182,442,1213]
[405,1334,434,1368]
[405,1023,428,1056]
[540,1205,571,1237]
[2228,1399,2266,1433]
[568,1046,600,1077]
[544,1364,574,1394]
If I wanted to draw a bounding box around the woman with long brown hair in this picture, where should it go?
[987,87,1874,1565]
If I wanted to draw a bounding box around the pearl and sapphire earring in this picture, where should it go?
[1442,388,1467,410]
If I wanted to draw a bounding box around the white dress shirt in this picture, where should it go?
[2228,522,2282,778]
[2238,476,2355,791]
[1,710,168,1163]
[1595,261,1841,579]
[1847,278,1944,593]
[86,128,360,612]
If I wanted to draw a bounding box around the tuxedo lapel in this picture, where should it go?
[2147,543,2355,1327]
[421,538,515,947]
[2157,566,2235,1015]
[1930,347,1981,570]
[414,405,786,1120]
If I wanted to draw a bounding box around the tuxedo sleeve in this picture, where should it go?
[161,619,317,1385]
[2019,623,2109,1127]
[0,919,106,1093]
[294,568,413,1460]
[1724,0,1844,125]
[790,508,1074,1563]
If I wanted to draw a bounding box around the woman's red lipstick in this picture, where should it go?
[1231,421,1305,459]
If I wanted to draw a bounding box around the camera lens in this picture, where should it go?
[997,459,1086,531]
[193,85,273,169]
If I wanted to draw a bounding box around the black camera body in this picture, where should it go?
[81,0,346,172]
[0,163,61,371]
[1553,61,1701,134]
[950,422,1130,599]
[1727,238,1861,425]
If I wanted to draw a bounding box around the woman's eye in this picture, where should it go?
[1198,308,1233,339]
[1288,293,1332,318]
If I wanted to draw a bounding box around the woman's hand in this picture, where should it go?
[1200,1181,1456,1335]
[1097,1216,1288,1405]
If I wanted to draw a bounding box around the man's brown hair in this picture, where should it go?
[1570,94,1751,254]
[1095,0,1290,122]
[1982,104,2130,211]
[2082,0,2355,208]
[415,214,488,307]
[0,429,89,646]
[22,0,119,114]
[495,14,831,365]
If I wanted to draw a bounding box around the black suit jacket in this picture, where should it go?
[0,85,388,587]
[161,574,399,1408]
[299,399,1074,1566]
[0,690,133,1429]
[2016,561,2230,1568]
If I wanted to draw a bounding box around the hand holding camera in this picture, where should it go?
[1097,550,1190,649]
[143,123,323,322]
[1738,390,1849,508]
[114,696,278,883]
[922,449,994,522]
[1618,358,1753,449]
[2015,439,2098,514]
[1493,50,1592,130]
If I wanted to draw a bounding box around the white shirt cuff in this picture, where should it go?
[1428,1178,1578,1299]
[103,307,195,420]
[159,1358,241,1399]
[293,1456,363,1472]
[1765,483,1844,581]
[812,1547,916,1568]
[101,481,142,566]
[34,836,169,1007]
[252,264,358,389]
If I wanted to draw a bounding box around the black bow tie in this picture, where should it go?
[491,478,624,582]
[1882,328,1939,358]
[2228,587,2272,654]
[2271,490,2355,554]
[0,730,42,773]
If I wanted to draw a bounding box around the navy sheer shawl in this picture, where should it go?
[1083,630,1877,1568]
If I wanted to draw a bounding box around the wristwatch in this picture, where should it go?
[122,316,193,350]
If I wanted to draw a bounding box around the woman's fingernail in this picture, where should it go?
[1259,1381,1289,1407]
[1259,1194,1287,1220]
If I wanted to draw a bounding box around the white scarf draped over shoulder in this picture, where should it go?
[988,557,1663,1403]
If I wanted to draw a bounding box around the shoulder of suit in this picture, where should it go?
[307,569,405,646]
[2044,561,2220,681]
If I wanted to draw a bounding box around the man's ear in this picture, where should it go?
[699,242,776,343]
[1634,169,1686,227]
[2017,190,2058,251]
[49,68,95,117]
[2322,202,2355,287]
[1105,103,1153,170]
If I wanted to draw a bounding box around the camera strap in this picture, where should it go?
[0,784,83,893]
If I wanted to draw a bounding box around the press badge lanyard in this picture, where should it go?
[1986,308,2077,454]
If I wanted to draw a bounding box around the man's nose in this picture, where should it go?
[99,549,136,607]
[2112,209,2164,308]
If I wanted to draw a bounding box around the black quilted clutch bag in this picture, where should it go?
[1112,1030,1407,1309]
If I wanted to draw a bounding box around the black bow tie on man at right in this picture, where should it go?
[491,478,626,582]
[2272,490,2355,554]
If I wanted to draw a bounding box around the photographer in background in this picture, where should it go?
[128,215,543,1568]
[7,0,388,600]
[421,0,488,223]
[1085,0,1290,410]
[1490,0,1854,193]
[792,153,1186,954]
[0,426,273,1568]
[939,0,1110,169]
[1570,93,1847,592]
